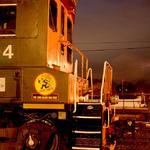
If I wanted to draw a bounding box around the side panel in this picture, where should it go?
[22,67,70,103]
[0,67,73,104]
[0,68,22,103]
[0,0,48,66]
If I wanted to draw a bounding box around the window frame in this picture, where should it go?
[0,3,17,37]
[67,47,72,64]
[49,0,58,32]
[61,6,64,35]
[67,17,72,42]
[61,44,64,55]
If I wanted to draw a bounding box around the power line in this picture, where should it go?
[75,40,150,44]
[81,46,150,52]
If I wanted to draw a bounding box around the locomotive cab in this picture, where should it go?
[0,0,88,104]
[0,0,76,71]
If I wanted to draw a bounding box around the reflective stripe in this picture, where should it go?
[23,103,64,109]
[0,4,17,6]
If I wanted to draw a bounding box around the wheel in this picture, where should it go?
[16,120,59,150]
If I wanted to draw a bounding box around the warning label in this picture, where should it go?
[34,73,56,96]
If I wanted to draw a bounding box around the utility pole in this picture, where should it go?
[122,80,124,109]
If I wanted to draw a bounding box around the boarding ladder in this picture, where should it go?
[71,61,113,150]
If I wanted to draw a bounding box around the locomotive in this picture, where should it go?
[0,0,113,149]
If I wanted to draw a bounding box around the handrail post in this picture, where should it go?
[59,40,88,78]
[100,61,107,104]
[86,68,93,100]
[73,59,78,113]
[81,55,84,78]
[100,61,112,104]
[104,107,110,128]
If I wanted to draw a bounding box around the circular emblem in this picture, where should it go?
[34,73,56,95]
[87,105,94,110]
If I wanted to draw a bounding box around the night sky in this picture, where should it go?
[73,0,150,83]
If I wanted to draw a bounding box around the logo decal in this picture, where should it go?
[35,73,56,95]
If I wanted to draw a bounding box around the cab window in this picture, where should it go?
[61,44,64,55]
[67,47,72,63]
[61,6,64,35]
[49,0,57,31]
[67,18,72,42]
[0,4,16,36]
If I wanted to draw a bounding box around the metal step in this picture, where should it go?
[72,147,100,150]
[72,130,101,134]
[73,103,103,117]
[72,137,101,148]
[72,101,103,150]
[72,119,102,131]
[73,116,101,119]
[79,99,100,103]
[78,102,102,105]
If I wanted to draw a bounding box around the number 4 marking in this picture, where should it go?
[3,45,14,59]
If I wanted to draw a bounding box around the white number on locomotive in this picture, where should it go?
[2,45,14,59]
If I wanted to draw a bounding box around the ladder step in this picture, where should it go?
[78,102,101,105]
[73,116,101,119]
[79,99,100,103]
[74,104,103,116]
[72,130,101,134]
[72,147,100,150]
[72,137,101,148]
[72,100,104,150]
